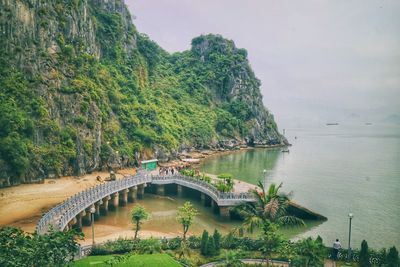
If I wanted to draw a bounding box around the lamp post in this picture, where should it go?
[347,213,354,264]
[90,206,96,246]
[262,169,267,188]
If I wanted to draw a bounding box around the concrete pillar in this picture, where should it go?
[128,186,137,202]
[219,206,231,220]
[76,211,85,229]
[156,184,165,196]
[200,193,206,206]
[100,196,110,215]
[137,184,145,199]
[177,185,183,197]
[211,200,216,212]
[95,201,101,220]
[83,210,92,226]
[120,189,129,206]
[110,192,119,210]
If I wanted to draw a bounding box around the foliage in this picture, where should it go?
[359,240,371,267]
[1,0,284,185]
[177,201,199,240]
[137,238,162,254]
[234,181,304,236]
[0,226,81,267]
[131,204,149,239]
[91,238,136,255]
[387,246,399,267]
[201,230,209,255]
[294,236,326,267]
[213,229,222,254]
[215,173,234,192]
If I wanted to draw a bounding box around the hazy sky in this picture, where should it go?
[125,0,400,128]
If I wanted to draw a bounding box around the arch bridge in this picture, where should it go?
[36,172,254,234]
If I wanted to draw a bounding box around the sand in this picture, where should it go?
[0,168,135,232]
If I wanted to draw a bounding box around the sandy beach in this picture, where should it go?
[0,168,135,232]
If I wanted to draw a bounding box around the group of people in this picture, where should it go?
[158,165,187,176]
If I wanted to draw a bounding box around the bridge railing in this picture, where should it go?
[36,172,255,234]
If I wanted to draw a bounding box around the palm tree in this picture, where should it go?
[235,181,304,234]
[296,237,326,267]
[131,205,149,239]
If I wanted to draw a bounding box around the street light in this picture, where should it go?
[90,206,96,246]
[347,213,354,264]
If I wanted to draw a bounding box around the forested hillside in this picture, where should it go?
[0,0,285,186]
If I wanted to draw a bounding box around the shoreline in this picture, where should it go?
[0,146,284,235]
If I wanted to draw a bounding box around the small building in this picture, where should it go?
[141,159,158,171]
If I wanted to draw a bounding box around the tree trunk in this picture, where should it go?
[134,221,140,239]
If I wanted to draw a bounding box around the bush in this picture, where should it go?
[137,238,162,254]
[359,240,370,267]
[387,246,399,267]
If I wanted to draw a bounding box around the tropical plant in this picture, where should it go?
[295,236,326,267]
[131,204,149,239]
[177,201,199,240]
[260,222,283,266]
[221,250,244,267]
[234,181,304,235]
[0,226,82,267]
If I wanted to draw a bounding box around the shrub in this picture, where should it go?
[359,240,370,267]
[387,246,399,267]
[137,238,162,254]
[200,230,209,256]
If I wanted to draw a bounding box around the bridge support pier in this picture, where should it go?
[76,211,85,230]
[120,189,129,206]
[94,201,101,220]
[100,196,110,215]
[110,192,119,210]
[156,184,165,196]
[177,185,183,197]
[200,193,206,206]
[211,200,216,213]
[137,184,145,199]
[219,206,231,220]
[128,186,137,202]
[83,210,92,226]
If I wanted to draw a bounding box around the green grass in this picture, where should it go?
[74,253,181,267]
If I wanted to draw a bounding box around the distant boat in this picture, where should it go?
[326,123,339,126]
[365,122,372,125]
[282,149,290,153]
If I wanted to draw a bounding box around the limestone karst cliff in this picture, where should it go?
[0,0,286,186]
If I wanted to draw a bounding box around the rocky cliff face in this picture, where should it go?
[0,0,286,187]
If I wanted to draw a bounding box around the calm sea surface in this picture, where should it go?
[201,124,400,248]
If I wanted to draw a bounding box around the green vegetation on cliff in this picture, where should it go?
[0,0,284,186]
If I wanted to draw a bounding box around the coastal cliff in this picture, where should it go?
[0,0,286,187]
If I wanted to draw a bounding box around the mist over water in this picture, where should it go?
[201,123,400,248]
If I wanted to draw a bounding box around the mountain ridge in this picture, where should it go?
[0,0,286,187]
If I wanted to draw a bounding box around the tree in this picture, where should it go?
[234,181,304,235]
[0,226,81,267]
[131,205,149,239]
[260,222,283,266]
[201,230,209,255]
[387,246,399,267]
[213,229,222,254]
[295,237,325,267]
[177,201,198,240]
[359,240,371,267]
[206,236,216,256]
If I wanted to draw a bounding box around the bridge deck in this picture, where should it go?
[36,173,254,234]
